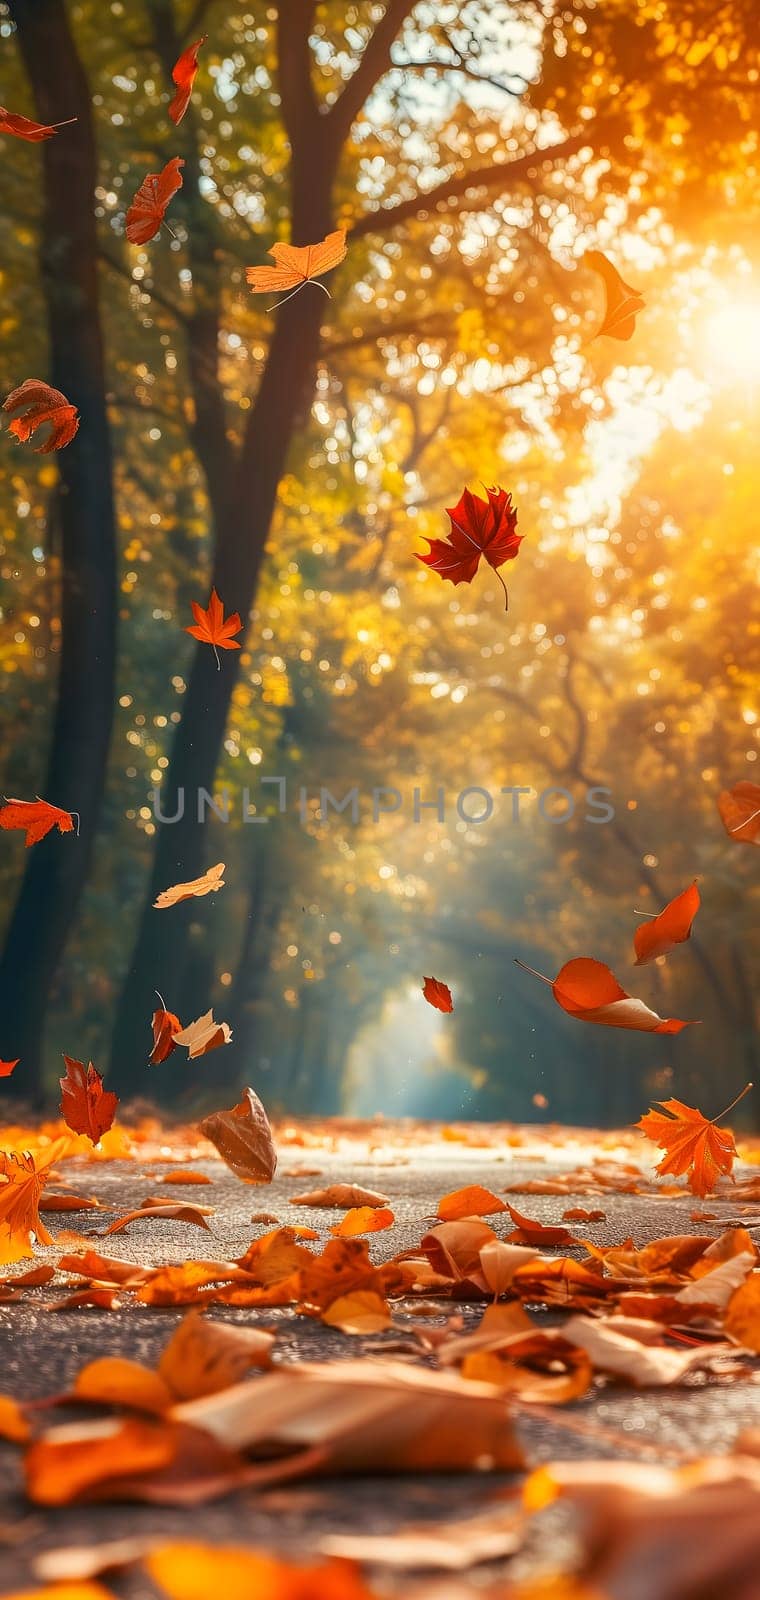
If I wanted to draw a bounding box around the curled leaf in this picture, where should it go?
[2,380,80,451]
[199,1088,277,1184]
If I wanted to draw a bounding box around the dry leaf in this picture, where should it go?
[586,249,646,340]
[330,1206,395,1237]
[172,1010,232,1059]
[321,1291,392,1335]
[158,1310,274,1398]
[717,780,760,845]
[126,156,184,244]
[0,796,75,846]
[103,1204,212,1235]
[2,382,80,451]
[154,862,225,909]
[246,230,347,307]
[289,1184,389,1208]
[516,955,697,1033]
[436,1184,508,1221]
[184,590,242,665]
[168,34,206,124]
[199,1088,277,1183]
[637,1092,747,1196]
[633,881,701,965]
[59,1056,118,1145]
[146,1541,376,1600]
[421,975,453,1012]
[0,1394,30,1442]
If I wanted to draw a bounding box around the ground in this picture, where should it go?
[1,1117,759,1596]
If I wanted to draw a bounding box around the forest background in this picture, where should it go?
[0,0,757,1124]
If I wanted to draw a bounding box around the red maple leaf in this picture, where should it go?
[185,588,243,668]
[126,156,184,245]
[0,797,76,847]
[59,1056,119,1145]
[168,35,207,124]
[417,485,523,610]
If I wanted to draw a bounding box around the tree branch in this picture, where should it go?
[349,132,589,238]
[327,0,415,141]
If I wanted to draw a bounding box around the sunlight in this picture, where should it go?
[705,300,760,383]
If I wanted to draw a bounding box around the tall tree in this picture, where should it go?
[0,0,117,1097]
[109,0,584,1088]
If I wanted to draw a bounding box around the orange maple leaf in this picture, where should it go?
[185,589,242,668]
[246,229,347,309]
[59,1056,119,1145]
[586,249,646,341]
[2,380,80,452]
[636,1085,752,1196]
[0,796,76,847]
[168,35,207,125]
[0,1139,68,1259]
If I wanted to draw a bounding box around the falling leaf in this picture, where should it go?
[168,35,207,124]
[149,1005,182,1062]
[2,380,80,452]
[586,249,646,340]
[633,881,701,965]
[246,229,347,308]
[199,1088,277,1183]
[637,1087,751,1196]
[0,1140,67,1261]
[103,1204,212,1236]
[330,1206,395,1237]
[0,796,76,845]
[515,955,697,1033]
[718,780,760,845]
[0,1058,19,1079]
[126,156,184,245]
[416,485,523,609]
[185,588,242,667]
[289,1183,389,1208]
[154,861,225,909]
[422,975,453,1013]
[436,1184,507,1221]
[59,1057,119,1145]
[0,105,76,141]
[321,1290,392,1335]
[158,1310,274,1398]
[172,1010,232,1059]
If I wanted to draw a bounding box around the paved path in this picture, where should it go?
[1,1123,758,1593]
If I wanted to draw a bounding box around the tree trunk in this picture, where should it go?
[0,0,117,1099]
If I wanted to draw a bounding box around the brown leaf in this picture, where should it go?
[198,1088,277,1183]
[158,1310,274,1399]
[289,1183,389,1208]
[103,1204,212,1236]
[330,1206,394,1237]
[154,863,225,910]
[436,1184,508,1221]
[59,1056,119,1145]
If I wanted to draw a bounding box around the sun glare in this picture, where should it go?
[705,300,760,383]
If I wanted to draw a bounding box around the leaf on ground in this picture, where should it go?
[173,1357,524,1474]
[25,1415,249,1506]
[0,1394,30,1442]
[562,1207,606,1222]
[321,1291,392,1335]
[39,1193,100,1213]
[321,1500,525,1570]
[330,1206,395,1237]
[103,1204,212,1235]
[159,1170,212,1186]
[73,1358,172,1415]
[562,1314,728,1385]
[158,1310,274,1399]
[146,1541,376,1600]
[436,1184,507,1221]
[289,1184,389,1208]
[725,1273,760,1353]
[198,1088,277,1183]
[56,1250,150,1287]
[505,1203,576,1247]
